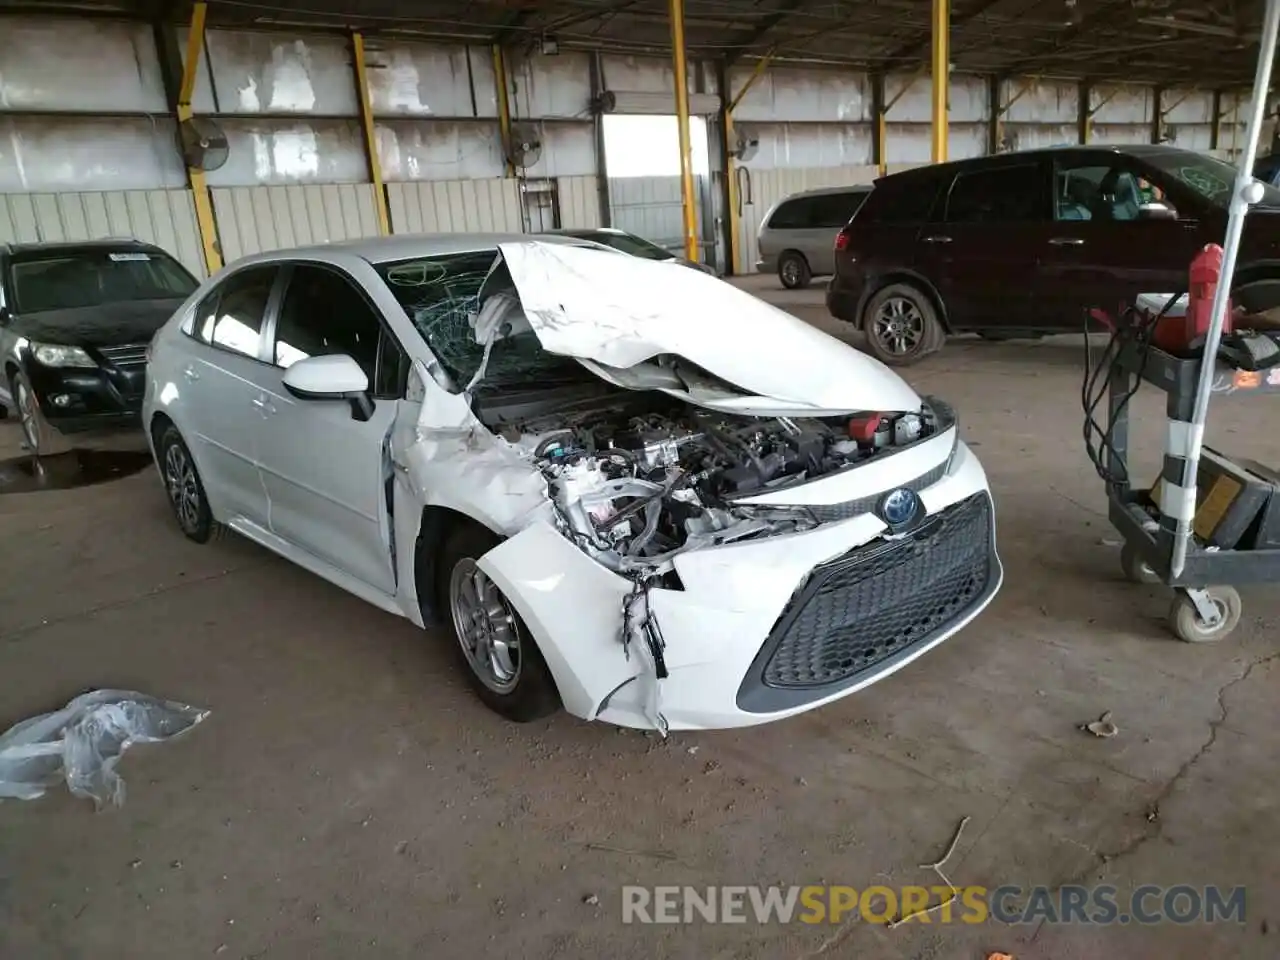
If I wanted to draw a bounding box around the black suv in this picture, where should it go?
[0,239,199,455]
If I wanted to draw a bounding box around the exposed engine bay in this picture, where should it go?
[479,387,952,576]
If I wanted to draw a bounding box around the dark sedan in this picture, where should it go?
[0,239,199,455]
[827,145,1280,365]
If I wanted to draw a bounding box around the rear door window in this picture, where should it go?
[191,266,278,360]
[945,163,1049,223]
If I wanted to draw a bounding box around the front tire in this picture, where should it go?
[13,371,53,456]
[157,425,214,543]
[778,252,811,290]
[436,523,560,722]
[862,283,945,366]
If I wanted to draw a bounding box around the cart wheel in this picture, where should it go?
[1168,587,1242,644]
[1120,543,1161,585]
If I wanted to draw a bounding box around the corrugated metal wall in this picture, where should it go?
[210,184,382,262]
[734,166,880,273]
[387,179,523,234]
[557,176,602,229]
[0,189,205,277]
[0,12,1264,279]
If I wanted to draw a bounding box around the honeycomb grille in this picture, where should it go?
[761,493,992,688]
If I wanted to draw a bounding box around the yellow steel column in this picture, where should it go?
[493,45,515,178]
[178,2,221,274]
[878,112,888,176]
[352,33,390,235]
[930,0,950,163]
[669,0,699,262]
[723,110,741,274]
[723,54,773,276]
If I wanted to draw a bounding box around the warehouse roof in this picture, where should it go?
[0,0,1266,86]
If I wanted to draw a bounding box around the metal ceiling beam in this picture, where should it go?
[724,0,807,65]
[998,0,1134,75]
[880,0,1003,67]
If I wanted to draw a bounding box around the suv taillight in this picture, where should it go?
[834,227,852,251]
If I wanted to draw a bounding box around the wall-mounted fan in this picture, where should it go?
[179,116,230,172]
[507,122,543,170]
[733,124,760,163]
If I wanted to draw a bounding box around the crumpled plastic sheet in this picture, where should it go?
[0,690,210,808]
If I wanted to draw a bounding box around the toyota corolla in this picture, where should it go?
[143,234,1001,732]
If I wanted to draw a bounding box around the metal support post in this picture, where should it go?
[352,33,389,235]
[177,2,221,275]
[669,0,699,262]
[493,45,515,178]
[930,0,950,163]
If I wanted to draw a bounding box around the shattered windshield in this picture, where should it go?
[374,251,595,391]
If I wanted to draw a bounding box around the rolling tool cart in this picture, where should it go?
[1082,0,1280,643]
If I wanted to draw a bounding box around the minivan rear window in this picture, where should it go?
[768,191,869,230]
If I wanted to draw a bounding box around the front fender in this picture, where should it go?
[476,522,640,721]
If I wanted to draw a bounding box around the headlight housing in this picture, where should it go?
[31,342,97,369]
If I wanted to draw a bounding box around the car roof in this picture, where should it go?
[547,227,631,237]
[0,237,165,259]
[230,232,600,269]
[876,144,1213,184]
[782,184,874,201]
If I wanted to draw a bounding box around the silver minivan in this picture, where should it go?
[756,185,873,289]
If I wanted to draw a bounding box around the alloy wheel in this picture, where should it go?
[163,442,202,534]
[781,259,800,286]
[872,297,926,356]
[16,381,39,453]
[449,558,522,694]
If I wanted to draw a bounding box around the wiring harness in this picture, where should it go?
[1081,294,1184,491]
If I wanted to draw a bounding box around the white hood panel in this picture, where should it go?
[493,241,922,414]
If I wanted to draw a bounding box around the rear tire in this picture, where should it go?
[435,523,560,723]
[157,425,214,543]
[862,283,945,366]
[778,252,811,290]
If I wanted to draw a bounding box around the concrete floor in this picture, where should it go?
[1,276,1278,959]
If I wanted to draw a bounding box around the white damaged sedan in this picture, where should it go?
[144,234,1001,732]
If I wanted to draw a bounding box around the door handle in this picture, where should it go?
[250,396,276,417]
[182,365,200,382]
[921,235,952,244]
[1048,237,1086,246]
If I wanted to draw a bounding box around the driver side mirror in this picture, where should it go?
[281,354,375,422]
[1137,200,1178,221]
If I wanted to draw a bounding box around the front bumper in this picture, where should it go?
[479,437,1001,731]
[26,358,147,436]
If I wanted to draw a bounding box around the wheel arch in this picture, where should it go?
[857,271,951,332]
[412,503,504,626]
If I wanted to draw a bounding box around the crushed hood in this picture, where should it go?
[482,241,921,415]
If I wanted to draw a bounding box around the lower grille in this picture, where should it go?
[759,493,993,689]
[100,343,149,369]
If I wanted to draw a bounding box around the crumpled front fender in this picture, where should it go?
[477,522,641,720]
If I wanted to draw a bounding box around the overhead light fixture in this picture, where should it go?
[540,34,560,55]
[1136,16,1259,41]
